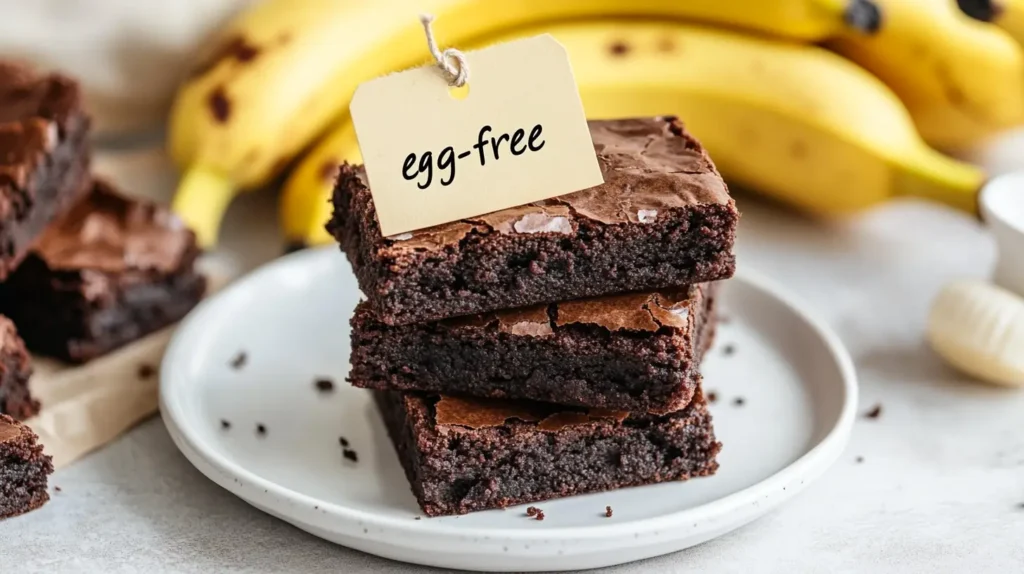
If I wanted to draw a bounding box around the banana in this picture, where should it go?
[927,280,1024,387]
[956,0,1024,49]
[282,20,984,247]
[826,0,1024,152]
[170,0,883,246]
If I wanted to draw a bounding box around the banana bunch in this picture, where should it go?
[167,0,1024,248]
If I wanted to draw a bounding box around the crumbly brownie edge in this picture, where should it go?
[351,283,721,413]
[0,415,53,519]
[374,391,721,516]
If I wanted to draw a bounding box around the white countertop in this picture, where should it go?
[2,142,1023,573]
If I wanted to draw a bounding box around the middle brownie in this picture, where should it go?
[351,282,718,414]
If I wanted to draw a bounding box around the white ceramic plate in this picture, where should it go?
[160,246,857,572]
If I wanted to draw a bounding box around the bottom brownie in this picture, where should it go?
[0,179,206,363]
[0,317,36,420]
[374,389,720,516]
[0,414,53,519]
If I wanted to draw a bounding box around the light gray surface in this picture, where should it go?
[2,147,1024,572]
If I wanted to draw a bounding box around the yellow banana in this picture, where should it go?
[282,20,984,247]
[827,0,1024,152]
[956,0,1024,49]
[170,0,883,246]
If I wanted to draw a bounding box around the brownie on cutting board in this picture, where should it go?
[0,178,206,363]
[375,390,720,516]
[0,61,91,280]
[329,116,738,326]
[352,282,719,414]
[0,414,52,519]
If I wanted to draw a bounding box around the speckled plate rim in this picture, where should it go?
[160,247,857,567]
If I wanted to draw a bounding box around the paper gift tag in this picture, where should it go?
[350,34,604,237]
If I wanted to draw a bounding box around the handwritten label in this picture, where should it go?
[350,34,603,237]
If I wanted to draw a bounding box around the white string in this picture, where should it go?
[419,14,469,87]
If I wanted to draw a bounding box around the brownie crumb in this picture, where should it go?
[414,516,421,520]
[256,423,266,436]
[535,511,545,521]
[526,506,540,517]
[220,419,231,430]
[339,437,349,448]
[54,486,62,493]
[707,391,718,403]
[343,449,358,462]
[230,351,247,370]
[609,41,630,56]
[137,364,155,379]
[855,456,864,464]
[722,344,736,356]
[864,404,883,419]
[605,506,613,518]
[733,397,745,406]
[314,378,335,393]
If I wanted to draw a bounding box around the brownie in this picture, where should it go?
[374,389,720,516]
[352,283,719,413]
[0,179,206,363]
[329,117,738,326]
[0,317,35,420]
[0,61,91,280]
[0,414,52,519]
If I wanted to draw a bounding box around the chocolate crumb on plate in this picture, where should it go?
[314,378,335,393]
[256,423,266,436]
[220,419,231,430]
[137,364,155,379]
[54,486,61,493]
[605,506,613,518]
[733,397,745,406]
[707,391,718,403]
[414,516,421,520]
[339,436,349,447]
[722,344,736,356]
[863,404,882,419]
[535,511,545,521]
[526,506,540,517]
[230,351,247,369]
[855,456,864,464]
[343,449,358,462]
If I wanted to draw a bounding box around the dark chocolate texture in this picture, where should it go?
[0,317,35,420]
[351,283,719,413]
[374,390,720,516]
[0,179,205,363]
[0,61,91,279]
[329,116,738,326]
[0,414,52,519]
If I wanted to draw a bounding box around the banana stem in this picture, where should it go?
[894,149,986,216]
[172,166,237,248]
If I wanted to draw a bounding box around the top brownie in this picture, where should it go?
[0,61,91,279]
[329,116,738,326]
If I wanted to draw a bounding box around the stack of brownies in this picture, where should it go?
[329,117,739,516]
[0,60,206,520]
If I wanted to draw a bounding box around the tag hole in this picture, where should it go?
[448,83,470,100]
